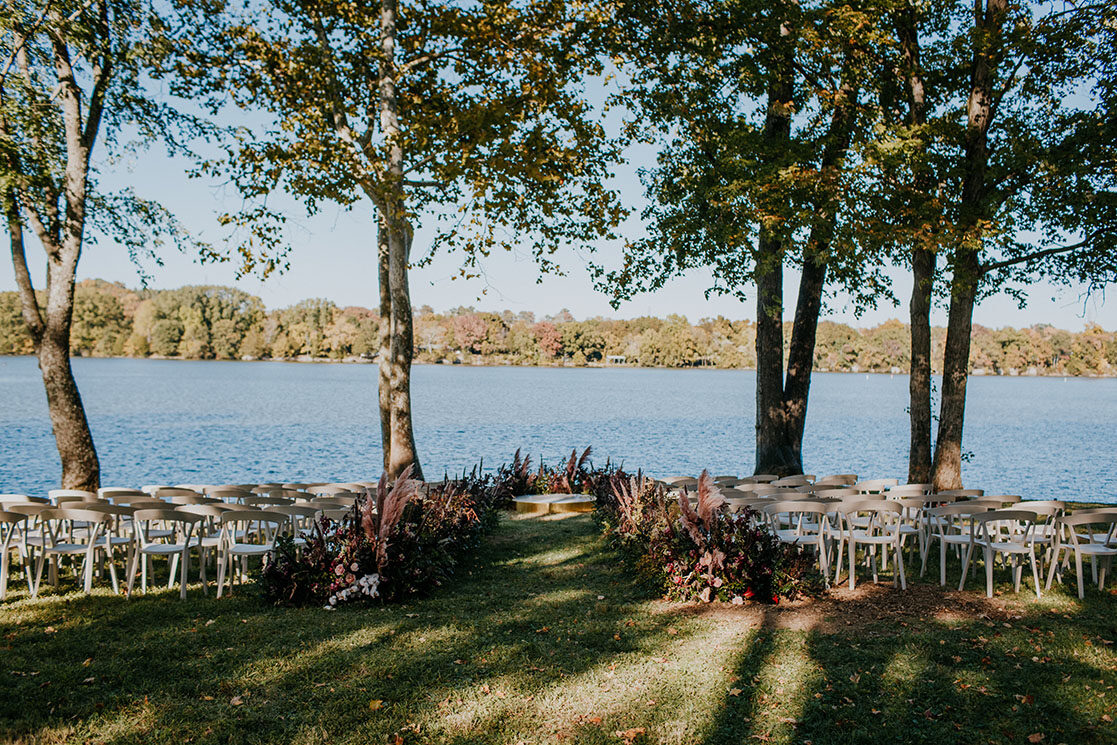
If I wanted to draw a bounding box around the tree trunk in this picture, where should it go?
[931,0,1004,490]
[377,215,392,472]
[896,4,935,484]
[378,0,422,481]
[386,219,422,481]
[932,256,977,491]
[754,234,790,475]
[782,71,857,464]
[752,31,796,477]
[38,323,100,491]
[908,247,935,483]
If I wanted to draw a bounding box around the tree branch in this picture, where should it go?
[5,193,45,339]
[980,232,1100,273]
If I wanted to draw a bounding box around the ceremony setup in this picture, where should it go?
[2,0,1115,740]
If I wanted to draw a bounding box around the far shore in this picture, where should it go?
[2,353,1114,379]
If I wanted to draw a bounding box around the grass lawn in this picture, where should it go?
[1,513,1115,744]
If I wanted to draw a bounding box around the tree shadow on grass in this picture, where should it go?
[3,517,1114,745]
[0,515,707,744]
[698,576,1117,745]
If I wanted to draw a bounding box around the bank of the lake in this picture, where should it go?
[0,356,1113,502]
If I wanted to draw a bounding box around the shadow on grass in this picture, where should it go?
[698,556,1117,745]
[1,515,1114,745]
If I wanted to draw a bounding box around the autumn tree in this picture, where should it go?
[860,0,1117,488]
[0,0,214,490]
[184,0,624,478]
[600,0,891,475]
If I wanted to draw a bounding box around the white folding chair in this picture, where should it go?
[216,511,284,597]
[127,509,201,600]
[833,500,906,590]
[1045,511,1117,599]
[960,510,1042,598]
[32,508,115,597]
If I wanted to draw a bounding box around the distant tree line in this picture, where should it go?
[1,280,1112,377]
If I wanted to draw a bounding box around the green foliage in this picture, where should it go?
[177,0,625,278]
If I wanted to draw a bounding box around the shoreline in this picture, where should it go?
[1,353,1114,379]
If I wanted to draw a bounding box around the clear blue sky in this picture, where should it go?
[2,103,1111,331]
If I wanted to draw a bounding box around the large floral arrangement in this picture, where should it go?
[261,467,501,606]
[595,471,820,603]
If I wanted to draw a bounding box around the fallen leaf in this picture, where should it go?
[614,727,646,744]
[82,658,93,667]
[230,696,243,706]
[368,699,383,711]
[728,688,743,697]
[1027,734,1044,743]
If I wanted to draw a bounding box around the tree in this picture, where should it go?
[186,0,624,479]
[600,0,888,475]
[0,0,214,489]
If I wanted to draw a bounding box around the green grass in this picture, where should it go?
[1,514,1114,744]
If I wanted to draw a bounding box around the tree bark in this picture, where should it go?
[753,51,795,476]
[931,0,1004,490]
[782,72,857,462]
[908,247,935,483]
[896,3,935,484]
[377,215,392,472]
[378,0,422,481]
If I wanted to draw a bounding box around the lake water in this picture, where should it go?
[0,357,1113,502]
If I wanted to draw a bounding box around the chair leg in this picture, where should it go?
[959,543,974,592]
[1074,551,1085,600]
[179,549,189,600]
[126,550,140,598]
[32,552,47,599]
[1099,556,1110,591]
[848,538,857,591]
[984,546,994,599]
[940,541,948,587]
[895,542,907,590]
[1013,555,1023,593]
[168,554,180,590]
[106,548,119,594]
[216,552,227,598]
[1030,550,1041,599]
[1045,546,1060,591]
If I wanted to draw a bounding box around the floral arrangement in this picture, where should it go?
[261,466,501,607]
[493,446,621,499]
[595,470,821,603]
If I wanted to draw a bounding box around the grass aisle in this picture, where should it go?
[1,514,1114,744]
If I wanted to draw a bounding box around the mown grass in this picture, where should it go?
[1,513,1114,744]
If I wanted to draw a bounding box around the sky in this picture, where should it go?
[2,92,1112,332]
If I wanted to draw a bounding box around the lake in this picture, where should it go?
[0,357,1113,502]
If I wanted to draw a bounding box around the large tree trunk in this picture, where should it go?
[908,247,935,483]
[753,53,795,476]
[754,235,790,475]
[378,0,422,481]
[38,323,100,491]
[377,215,392,472]
[782,72,857,464]
[932,254,978,491]
[385,220,422,481]
[932,0,1004,490]
[7,191,100,492]
[896,4,935,484]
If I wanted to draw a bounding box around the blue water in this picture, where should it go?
[0,357,1113,502]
